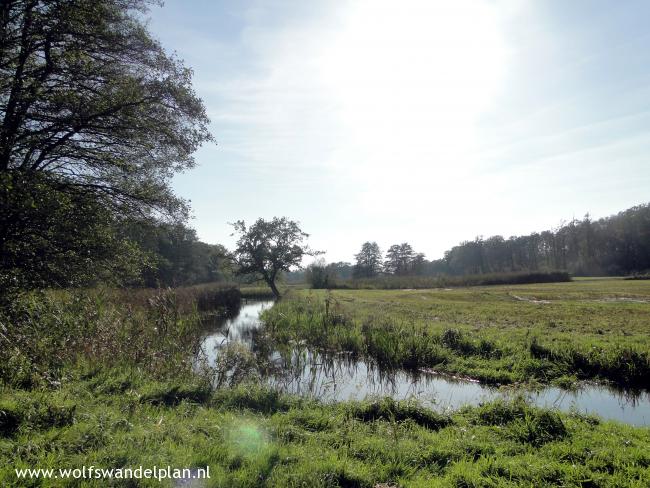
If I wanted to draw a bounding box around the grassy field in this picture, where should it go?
[262,278,650,388]
[328,271,571,290]
[2,368,649,487]
[2,278,649,486]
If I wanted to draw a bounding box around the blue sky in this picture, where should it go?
[148,0,650,263]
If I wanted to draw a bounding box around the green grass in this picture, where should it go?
[332,271,571,290]
[262,278,650,387]
[2,280,649,486]
[1,367,649,487]
[239,285,278,300]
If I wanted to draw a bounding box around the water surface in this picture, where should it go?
[198,300,650,426]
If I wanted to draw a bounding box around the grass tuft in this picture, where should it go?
[351,398,452,431]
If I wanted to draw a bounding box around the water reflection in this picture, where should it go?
[198,300,650,426]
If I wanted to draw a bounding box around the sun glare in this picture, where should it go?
[320,0,507,190]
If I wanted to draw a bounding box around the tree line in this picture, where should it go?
[437,206,650,276]
[2,1,649,298]
[304,203,650,286]
[129,201,650,290]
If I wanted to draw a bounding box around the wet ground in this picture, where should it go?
[198,300,650,426]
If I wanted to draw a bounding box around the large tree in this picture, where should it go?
[353,241,382,278]
[231,217,320,298]
[0,0,212,290]
[384,242,416,275]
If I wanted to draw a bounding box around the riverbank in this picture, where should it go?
[200,299,650,425]
[2,365,649,487]
[262,279,650,388]
[2,282,649,486]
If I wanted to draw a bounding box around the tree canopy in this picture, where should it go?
[353,241,382,278]
[384,242,416,275]
[122,220,232,287]
[0,0,213,291]
[231,217,319,298]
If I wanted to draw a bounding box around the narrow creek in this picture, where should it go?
[197,300,650,426]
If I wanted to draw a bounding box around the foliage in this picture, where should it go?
[122,219,233,287]
[305,258,336,289]
[0,0,212,292]
[231,217,320,298]
[0,172,146,294]
[384,242,425,275]
[353,241,383,278]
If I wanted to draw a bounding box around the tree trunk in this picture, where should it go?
[267,278,281,299]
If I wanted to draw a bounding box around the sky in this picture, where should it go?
[148,0,650,263]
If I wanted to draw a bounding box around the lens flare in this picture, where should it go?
[225,419,268,456]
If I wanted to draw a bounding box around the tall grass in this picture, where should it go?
[262,296,504,377]
[262,291,650,388]
[0,284,242,390]
[110,282,242,313]
[239,285,277,300]
[529,337,650,388]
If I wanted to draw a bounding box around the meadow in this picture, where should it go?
[2,374,649,487]
[1,278,649,487]
[262,278,650,388]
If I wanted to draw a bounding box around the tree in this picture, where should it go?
[384,242,416,275]
[353,241,382,278]
[411,252,426,275]
[327,261,353,281]
[0,171,145,292]
[0,0,212,291]
[305,258,332,289]
[121,219,232,287]
[231,217,320,298]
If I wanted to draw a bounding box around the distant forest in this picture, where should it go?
[434,203,650,277]
[10,202,645,289]
[294,202,650,285]
[122,201,650,287]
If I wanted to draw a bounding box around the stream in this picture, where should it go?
[198,300,650,426]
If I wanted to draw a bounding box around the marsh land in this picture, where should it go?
[2,278,649,487]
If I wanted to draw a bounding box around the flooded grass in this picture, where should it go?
[199,300,650,426]
[262,279,650,388]
[2,372,649,487]
[2,280,650,486]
